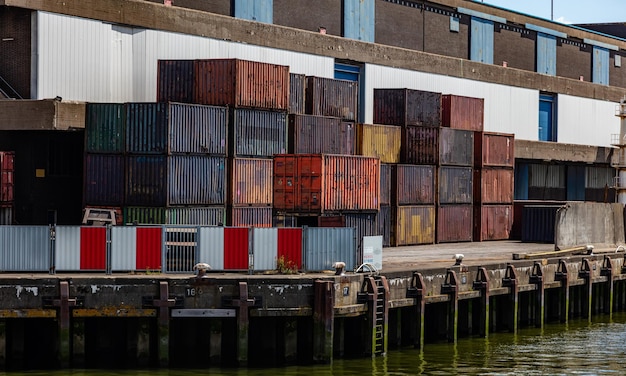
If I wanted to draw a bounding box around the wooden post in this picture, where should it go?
[209,319,222,365]
[232,282,255,366]
[153,281,176,367]
[502,264,518,334]
[555,259,570,323]
[473,267,490,337]
[601,256,614,316]
[284,318,298,364]
[313,280,334,363]
[530,262,544,328]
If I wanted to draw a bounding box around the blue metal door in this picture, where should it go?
[593,46,609,85]
[537,33,556,75]
[234,0,273,24]
[343,0,375,42]
[567,165,585,201]
[470,17,494,64]
[515,163,529,200]
[539,94,555,141]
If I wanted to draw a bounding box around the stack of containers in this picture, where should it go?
[0,151,15,224]
[473,131,515,241]
[158,58,291,227]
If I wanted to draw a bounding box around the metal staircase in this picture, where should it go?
[0,74,23,99]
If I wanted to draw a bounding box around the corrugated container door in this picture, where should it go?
[393,165,435,205]
[474,204,513,241]
[343,0,375,42]
[229,207,272,227]
[439,128,474,167]
[377,205,391,247]
[289,114,354,155]
[231,158,273,206]
[323,155,379,212]
[224,227,249,270]
[537,33,557,75]
[0,151,14,203]
[232,108,287,157]
[85,103,125,153]
[157,60,194,103]
[441,95,484,131]
[475,132,515,168]
[167,155,226,206]
[300,155,323,212]
[402,126,438,165]
[374,88,443,127]
[289,73,306,114]
[380,163,392,206]
[356,123,401,163]
[126,155,167,206]
[393,205,435,246]
[470,17,494,64]
[125,103,168,154]
[437,205,473,243]
[277,228,303,269]
[592,46,610,85]
[306,77,358,121]
[168,103,228,155]
[166,207,225,226]
[233,0,273,24]
[84,154,125,206]
[474,168,514,204]
[80,227,106,270]
[438,166,473,204]
[273,155,300,212]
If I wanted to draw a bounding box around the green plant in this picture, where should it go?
[276,255,298,274]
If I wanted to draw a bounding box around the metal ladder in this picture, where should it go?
[373,276,386,355]
[359,275,388,356]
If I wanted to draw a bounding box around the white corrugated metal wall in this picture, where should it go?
[557,95,619,147]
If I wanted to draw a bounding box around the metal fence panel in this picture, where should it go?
[198,227,225,271]
[0,226,50,272]
[304,227,356,272]
[111,226,137,271]
[55,226,82,271]
[252,228,277,271]
[164,226,198,273]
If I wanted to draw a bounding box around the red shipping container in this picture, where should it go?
[230,158,273,206]
[392,164,435,205]
[0,151,15,203]
[474,168,514,204]
[442,95,484,131]
[273,154,380,213]
[474,132,515,168]
[473,204,513,241]
[374,88,442,127]
[194,59,290,110]
[437,205,473,243]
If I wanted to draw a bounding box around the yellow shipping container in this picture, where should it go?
[393,205,435,246]
[356,123,401,163]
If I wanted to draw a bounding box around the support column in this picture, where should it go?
[284,318,298,364]
[0,320,5,370]
[209,319,222,365]
[153,281,176,367]
[473,267,490,337]
[442,269,458,343]
[530,262,544,328]
[313,280,334,364]
[601,256,614,316]
[502,263,519,334]
[51,280,77,368]
[136,318,151,368]
[232,282,255,367]
[72,318,85,368]
[579,259,593,321]
[407,272,425,350]
[555,259,570,323]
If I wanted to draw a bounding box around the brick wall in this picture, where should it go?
[274,0,342,36]
[494,25,536,71]
[0,8,32,99]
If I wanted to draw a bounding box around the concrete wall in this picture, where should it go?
[555,202,625,250]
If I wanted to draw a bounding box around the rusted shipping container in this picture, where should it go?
[230,158,273,206]
[474,132,515,168]
[402,127,473,166]
[273,154,380,213]
[168,103,228,155]
[380,163,392,206]
[393,164,435,205]
[168,155,227,206]
[232,108,287,157]
[306,76,358,121]
[373,88,442,127]
[229,206,272,227]
[378,205,391,247]
[437,205,473,243]
[125,103,168,154]
[0,151,14,203]
[438,166,473,204]
[289,73,306,114]
[0,205,13,225]
[474,168,514,204]
[273,214,298,227]
[157,60,194,103]
[318,215,346,227]
[125,155,167,206]
[474,204,513,241]
[194,59,290,110]
[441,94,484,131]
[85,103,125,153]
[288,114,355,155]
[124,206,225,225]
[392,205,435,246]
[356,123,401,163]
[84,154,125,206]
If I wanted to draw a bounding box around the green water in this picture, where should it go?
[5,313,626,375]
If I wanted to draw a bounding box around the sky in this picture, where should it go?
[477,0,626,24]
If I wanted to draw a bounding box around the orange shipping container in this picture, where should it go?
[194,59,290,110]
[230,158,273,206]
[474,168,514,204]
[392,205,435,246]
[442,94,484,131]
[356,123,401,163]
[273,154,380,213]
[474,132,515,168]
[437,205,473,243]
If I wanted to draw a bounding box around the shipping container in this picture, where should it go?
[125,103,168,154]
[194,59,290,110]
[344,212,380,264]
[232,108,287,157]
[230,157,273,206]
[474,132,515,168]
[273,154,380,213]
[521,205,561,243]
[441,94,484,131]
[378,204,391,247]
[373,88,442,127]
[124,206,225,225]
[125,155,167,206]
[168,155,227,205]
[0,151,14,203]
[167,103,228,155]
[0,205,13,225]
[437,205,473,243]
[392,205,435,246]
[438,166,473,204]
[157,60,195,103]
[288,114,355,155]
[473,204,513,241]
[474,168,514,204]
[402,127,473,166]
[272,214,298,227]
[306,76,358,121]
[356,123,401,163]
[511,200,565,240]
[229,206,273,227]
[380,163,392,206]
[392,164,435,205]
[289,73,306,114]
[85,103,125,153]
[84,154,125,206]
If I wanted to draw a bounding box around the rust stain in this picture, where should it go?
[0,309,56,318]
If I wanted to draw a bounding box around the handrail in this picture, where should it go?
[0,74,23,99]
